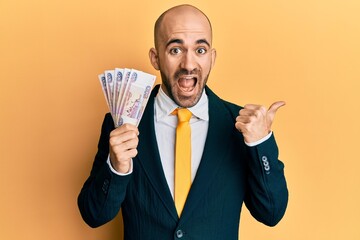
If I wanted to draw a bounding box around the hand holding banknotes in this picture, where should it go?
[109,124,139,173]
[99,68,156,173]
[235,101,286,143]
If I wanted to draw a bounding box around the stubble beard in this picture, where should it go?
[160,70,210,108]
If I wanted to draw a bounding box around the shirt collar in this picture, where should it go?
[155,85,209,122]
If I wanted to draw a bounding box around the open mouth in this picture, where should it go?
[177,76,197,93]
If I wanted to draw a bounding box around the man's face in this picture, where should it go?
[150,7,216,108]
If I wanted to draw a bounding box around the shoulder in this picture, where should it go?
[205,85,242,119]
[221,99,242,113]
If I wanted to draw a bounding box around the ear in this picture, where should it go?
[149,48,160,70]
[211,48,216,68]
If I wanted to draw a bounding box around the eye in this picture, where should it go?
[170,47,182,55]
[196,47,207,54]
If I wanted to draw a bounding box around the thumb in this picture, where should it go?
[267,101,286,128]
[268,101,286,115]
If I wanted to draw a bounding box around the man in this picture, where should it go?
[78,4,288,239]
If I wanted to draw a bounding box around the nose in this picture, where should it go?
[180,51,197,72]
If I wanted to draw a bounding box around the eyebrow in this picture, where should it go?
[165,38,211,48]
[196,39,210,47]
[166,39,183,48]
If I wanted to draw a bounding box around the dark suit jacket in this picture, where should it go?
[78,85,288,240]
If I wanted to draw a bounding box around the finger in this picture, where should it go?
[127,148,138,158]
[110,124,139,137]
[111,149,135,164]
[235,121,246,133]
[242,104,267,115]
[239,108,254,116]
[268,101,286,115]
[112,143,138,158]
[122,138,139,151]
[243,104,260,110]
[236,115,252,124]
[111,137,139,159]
[266,101,286,129]
[240,108,267,120]
[235,121,255,137]
[113,148,138,162]
[110,130,138,146]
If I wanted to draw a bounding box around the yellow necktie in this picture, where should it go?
[173,108,192,216]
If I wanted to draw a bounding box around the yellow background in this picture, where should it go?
[1,0,359,239]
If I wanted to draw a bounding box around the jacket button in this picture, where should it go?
[176,229,184,238]
[263,160,269,167]
[261,156,270,173]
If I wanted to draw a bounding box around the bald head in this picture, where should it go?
[154,5,213,49]
[149,4,216,107]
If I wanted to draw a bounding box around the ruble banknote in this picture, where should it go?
[98,68,156,127]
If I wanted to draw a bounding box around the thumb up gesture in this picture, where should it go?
[235,101,285,143]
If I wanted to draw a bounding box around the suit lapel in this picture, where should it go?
[136,85,179,222]
[180,86,236,222]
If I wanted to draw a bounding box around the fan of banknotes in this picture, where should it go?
[98,68,156,127]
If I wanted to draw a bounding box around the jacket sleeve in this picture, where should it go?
[244,133,288,226]
[77,113,132,228]
[221,98,288,226]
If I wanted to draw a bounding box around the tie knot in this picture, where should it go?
[173,108,192,122]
